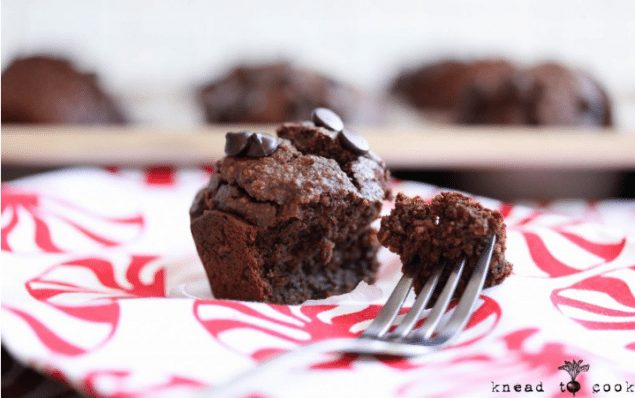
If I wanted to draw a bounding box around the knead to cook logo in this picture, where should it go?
[491,358,634,395]
[558,359,589,396]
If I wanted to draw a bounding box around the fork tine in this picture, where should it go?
[362,274,413,338]
[411,258,466,341]
[425,235,496,346]
[390,267,442,338]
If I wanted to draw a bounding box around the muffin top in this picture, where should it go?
[459,62,612,126]
[199,62,382,124]
[391,59,515,110]
[525,63,612,126]
[191,110,390,228]
[1,55,125,124]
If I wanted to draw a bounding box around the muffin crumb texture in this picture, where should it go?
[378,192,512,297]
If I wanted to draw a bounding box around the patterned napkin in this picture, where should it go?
[2,167,634,398]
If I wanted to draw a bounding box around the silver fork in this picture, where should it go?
[194,235,496,397]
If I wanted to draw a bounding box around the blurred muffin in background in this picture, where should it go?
[391,58,612,127]
[199,62,383,124]
[2,55,125,124]
[391,59,515,112]
[458,62,612,126]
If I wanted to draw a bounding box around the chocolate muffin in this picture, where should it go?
[378,192,512,298]
[458,62,612,126]
[199,62,381,124]
[391,59,515,110]
[2,55,125,124]
[190,109,390,304]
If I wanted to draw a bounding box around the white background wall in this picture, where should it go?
[3,0,635,125]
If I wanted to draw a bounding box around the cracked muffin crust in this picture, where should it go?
[190,118,390,304]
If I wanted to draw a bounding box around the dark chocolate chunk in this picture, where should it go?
[246,133,279,157]
[225,131,252,156]
[225,131,279,157]
[339,128,370,154]
[311,107,344,132]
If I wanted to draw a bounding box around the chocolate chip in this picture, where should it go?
[225,131,279,157]
[339,128,369,155]
[246,133,279,157]
[311,107,344,132]
[225,131,252,156]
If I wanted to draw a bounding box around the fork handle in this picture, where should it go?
[200,338,355,398]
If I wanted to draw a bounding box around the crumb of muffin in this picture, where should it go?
[378,192,512,297]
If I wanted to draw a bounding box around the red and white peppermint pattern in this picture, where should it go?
[2,167,634,397]
[2,188,144,254]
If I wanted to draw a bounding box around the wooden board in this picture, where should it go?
[2,125,635,169]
